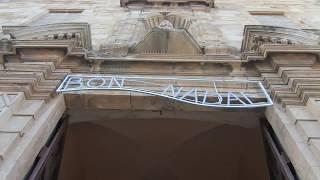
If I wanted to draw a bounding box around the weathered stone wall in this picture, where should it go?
[1,0,319,50]
[1,1,320,180]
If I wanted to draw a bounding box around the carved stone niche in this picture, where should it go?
[241,25,320,61]
[120,0,214,8]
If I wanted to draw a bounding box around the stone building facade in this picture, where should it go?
[0,0,320,179]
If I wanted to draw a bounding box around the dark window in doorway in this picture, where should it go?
[24,115,68,180]
[260,119,299,180]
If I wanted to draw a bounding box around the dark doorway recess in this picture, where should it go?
[24,115,68,180]
[260,119,298,180]
[25,116,298,180]
[57,118,270,180]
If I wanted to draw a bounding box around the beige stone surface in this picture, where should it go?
[0,0,319,50]
[296,121,320,142]
[287,105,318,123]
[307,98,320,120]
[306,166,320,180]
[13,100,45,120]
[0,133,19,162]
[0,94,66,180]
[310,139,320,163]
[0,116,33,135]
[0,0,319,179]
[266,106,320,180]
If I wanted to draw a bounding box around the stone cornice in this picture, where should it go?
[120,0,215,8]
[254,53,320,106]
[0,23,240,65]
[1,23,320,108]
[1,23,92,51]
[241,25,320,61]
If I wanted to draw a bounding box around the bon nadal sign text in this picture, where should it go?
[56,75,273,108]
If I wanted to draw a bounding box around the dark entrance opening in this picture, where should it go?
[58,108,273,180]
[260,119,298,180]
[25,112,298,180]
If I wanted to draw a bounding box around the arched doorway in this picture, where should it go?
[58,117,270,180]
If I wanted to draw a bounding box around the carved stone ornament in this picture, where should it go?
[241,25,320,61]
[158,20,174,30]
[0,23,92,57]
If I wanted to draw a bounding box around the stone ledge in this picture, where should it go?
[265,106,320,180]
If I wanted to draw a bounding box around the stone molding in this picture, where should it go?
[266,101,320,180]
[1,23,92,55]
[241,25,320,61]
[254,53,320,106]
[0,21,319,180]
[2,24,319,64]
[120,0,215,8]
[0,94,65,180]
[0,23,320,108]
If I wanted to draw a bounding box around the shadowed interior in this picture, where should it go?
[58,118,270,180]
